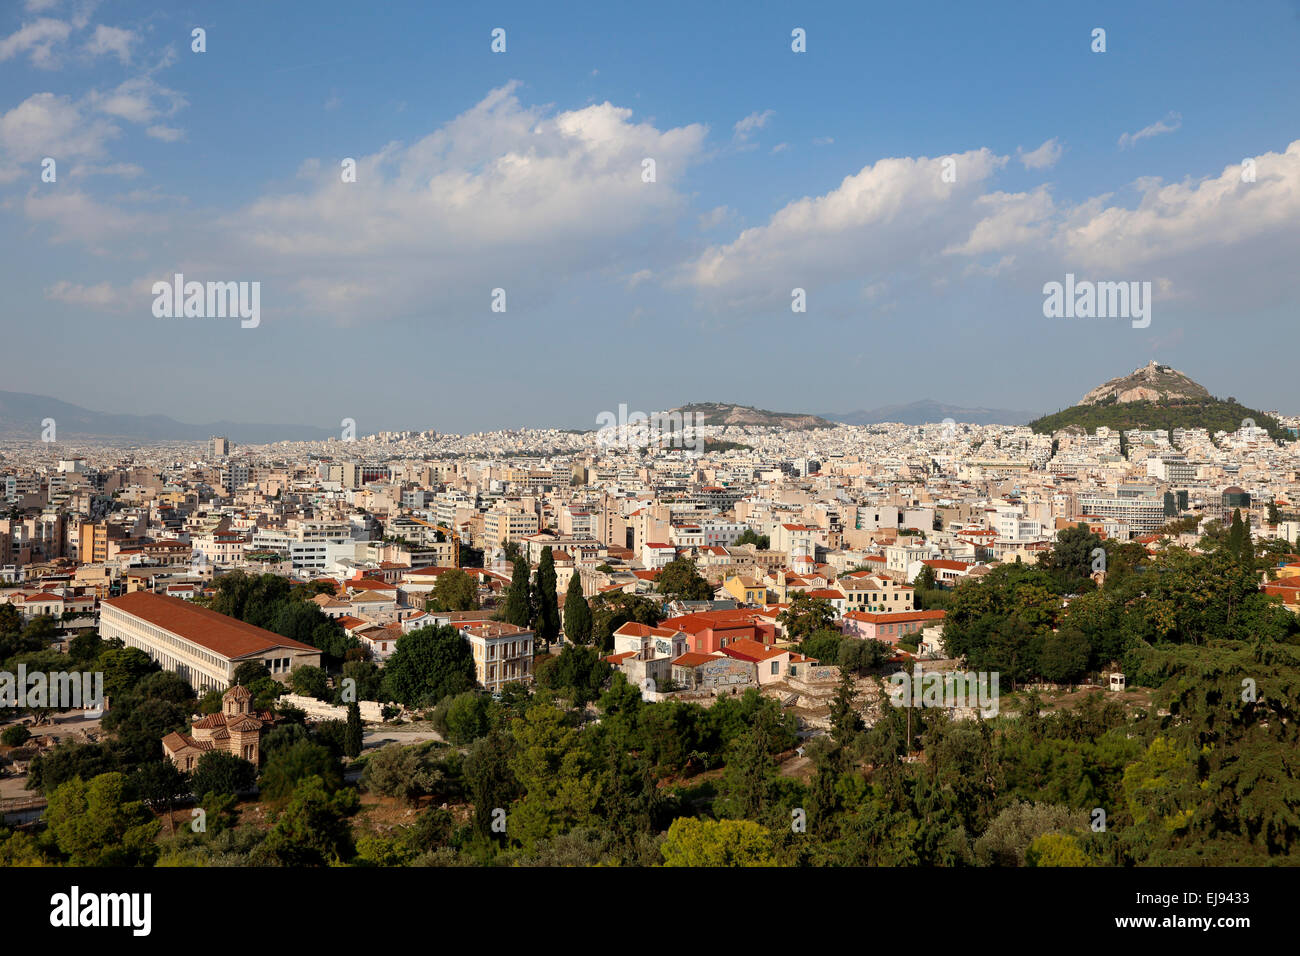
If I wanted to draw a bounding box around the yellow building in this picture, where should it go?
[722,575,768,605]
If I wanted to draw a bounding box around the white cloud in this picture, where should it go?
[0,18,72,68]
[90,76,187,125]
[733,109,773,142]
[687,138,1300,319]
[33,85,709,322]
[83,24,134,63]
[1118,112,1182,150]
[24,189,159,244]
[45,279,126,308]
[146,124,183,142]
[68,161,142,178]
[686,148,1007,305]
[698,205,732,230]
[772,142,789,154]
[1058,142,1300,273]
[945,187,1054,256]
[0,92,118,162]
[1017,137,1062,170]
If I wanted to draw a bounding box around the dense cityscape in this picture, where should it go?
[0,360,1297,880]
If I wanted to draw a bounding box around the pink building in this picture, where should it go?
[841,609,946,645]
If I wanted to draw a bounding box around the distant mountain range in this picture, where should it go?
[1028,362,1289,441]
[0,390,334,444]
[824,401,1035,426]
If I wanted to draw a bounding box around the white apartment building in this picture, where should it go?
[884,541,935,575]
[995,509,1044,542]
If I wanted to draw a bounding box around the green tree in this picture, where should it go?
[339,660,383,703]
[535,645,612,706]
[563,573,593,645]
[1038,626,1091,683]
[130,759,189,835]
[381,625,477,707]
[509,704,599,849]
[259,739,342,801]
[661,817,777,866]
[190,750,257,797]
[96,646,156,699]
[800,628,842,664]
[504,555,533,628]
[426,568,479,612]
[1041,522,1104,592]
[44,772,159,866]
[657,556,713,602]
[254,775,358,866]
[232,660,272,687]
[534,547,561,646]
[290,664,329,699]
[440,692,493,745]
[778,593,837,643]
[829,671,863,745]
[838,638,889,675]
[344,702,363,758]
[465,730,519,840]
[362,742,439,805]
[26,741,115,795]
[1025,832,1092,867]
[68,631,104,665]
[974,802,1088,867]
[1227,509,1251,566]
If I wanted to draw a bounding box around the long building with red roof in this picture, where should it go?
[101,591,321,693]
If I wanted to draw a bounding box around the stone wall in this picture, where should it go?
[277,693,384,723]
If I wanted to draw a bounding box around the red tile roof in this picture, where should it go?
[844,609,947,624]
[672,651,718,668]
[104,591,318,661]
[720,638,786,662]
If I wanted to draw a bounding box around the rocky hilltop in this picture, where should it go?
[673,403,834,430]
[1079,361,1211,406]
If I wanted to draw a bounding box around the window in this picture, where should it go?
[770,661,778,675]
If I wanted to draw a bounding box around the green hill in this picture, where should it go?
[1029,395,1288,442]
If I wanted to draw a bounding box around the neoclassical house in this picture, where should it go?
[161,685,274,771]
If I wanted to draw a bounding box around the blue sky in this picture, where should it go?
[3,0,1300,433]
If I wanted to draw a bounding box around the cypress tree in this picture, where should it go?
[504,555,532,627]
[535,547,560,646]
[344,702,363,758]
[564,572,592,645]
